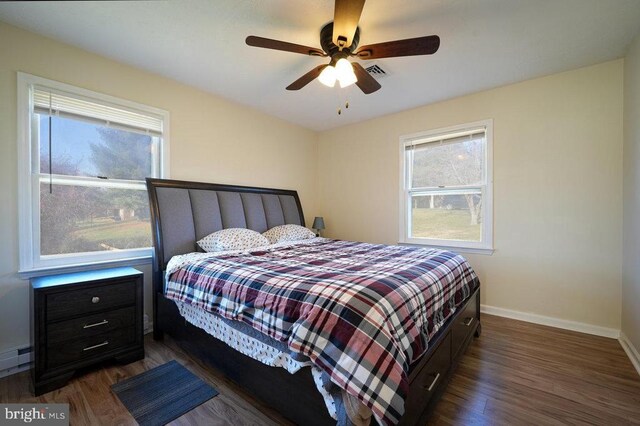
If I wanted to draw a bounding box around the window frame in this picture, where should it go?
[17,72,170,276]
[398,119,493,253]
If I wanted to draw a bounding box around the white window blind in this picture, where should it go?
[33,87,163,136]
[399,120,493,252]
[406,129,486,150]
[405,128,486,191]
[17,73,170,276]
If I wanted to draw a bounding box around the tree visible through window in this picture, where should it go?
[400,121,492,250]
[38,117,155,255]
[18,73,168,272]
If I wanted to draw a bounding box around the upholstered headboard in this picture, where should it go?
[146,178,305,271]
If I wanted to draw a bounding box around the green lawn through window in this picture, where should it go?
[71,219,152,251]
[411,208,481,242]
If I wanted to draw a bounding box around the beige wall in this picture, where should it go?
[0,22,318,353]
[0,20,631,356]
[318,60,624,330]
[622,34,640,350]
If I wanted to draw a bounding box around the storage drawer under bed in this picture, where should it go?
[403,333,451,421]
[451,294,478,358]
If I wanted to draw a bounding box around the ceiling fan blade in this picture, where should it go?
[286,65,328,90]
[354,35,440,59]
[246,36,326,57]
[352,62,381,94]
[333,0,366,49]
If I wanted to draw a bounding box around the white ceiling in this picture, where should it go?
[1,0,639,131]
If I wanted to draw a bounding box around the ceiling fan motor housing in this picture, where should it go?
[320,22,360,59]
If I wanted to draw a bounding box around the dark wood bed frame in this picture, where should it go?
[146,177,481,425]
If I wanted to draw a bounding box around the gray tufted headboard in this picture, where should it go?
[146,178,305,272]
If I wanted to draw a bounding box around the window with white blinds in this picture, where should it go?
[17,73,170,274]
[399,120,493,252]
[33,88,163,136]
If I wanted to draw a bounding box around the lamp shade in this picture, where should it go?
[318,66,337,87]
[312,217,325,230]
[335,58,357,88]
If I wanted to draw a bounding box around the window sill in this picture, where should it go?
[398,242,494,256]
[18,255,152,279]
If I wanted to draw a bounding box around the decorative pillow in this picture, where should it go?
[263,224,316,245]
[197,228,269,252]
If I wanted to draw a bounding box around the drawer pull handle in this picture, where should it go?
[463,317,474,327]
[426,373,441,392]
[83,320,109,329]
[83,341,109,351]
[91,297,100,304]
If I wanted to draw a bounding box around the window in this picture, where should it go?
[399,120,493,252]
[18,73,169,274]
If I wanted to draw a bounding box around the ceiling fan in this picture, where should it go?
[246,0,440,95]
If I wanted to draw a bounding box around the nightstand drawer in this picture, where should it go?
[46,327,137,369]
[46,281,136,321]
[47,306,136,344]
[32,267,144,395]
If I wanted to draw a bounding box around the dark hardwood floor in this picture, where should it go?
[429,315,640,425]
[1,314,639,425]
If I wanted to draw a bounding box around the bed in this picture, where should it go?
[146,177,481,425]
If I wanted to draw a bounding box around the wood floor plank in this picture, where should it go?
[0,314,638,425]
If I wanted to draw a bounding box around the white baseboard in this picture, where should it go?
[0,346,33,379]
[144,321,154,335]
[0,363,31,379]
[619,332,640,377]
[480,304,620,339]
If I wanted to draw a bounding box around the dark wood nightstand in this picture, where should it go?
[30,267,144,395]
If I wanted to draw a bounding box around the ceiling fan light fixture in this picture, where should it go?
[246,0,440,94]
[318,65,337,87]
[338,73,357,88]
[336,58,357,88]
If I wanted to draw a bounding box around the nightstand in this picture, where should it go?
[30,267,144,395]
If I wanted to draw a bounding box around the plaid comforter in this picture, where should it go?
[165,239,479,425]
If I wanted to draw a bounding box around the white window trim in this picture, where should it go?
[17,72,171,277]
[398,119,493,253]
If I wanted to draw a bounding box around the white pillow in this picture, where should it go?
[197,228,269,253]
[263,224,316,245]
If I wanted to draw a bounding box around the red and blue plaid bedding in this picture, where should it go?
[165,239,479,425]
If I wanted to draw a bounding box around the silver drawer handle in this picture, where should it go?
[83,341,109,351]
[463,317,474,327]
[83,320,109,329]
[91,297,100,304]
[426,373,441,392]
